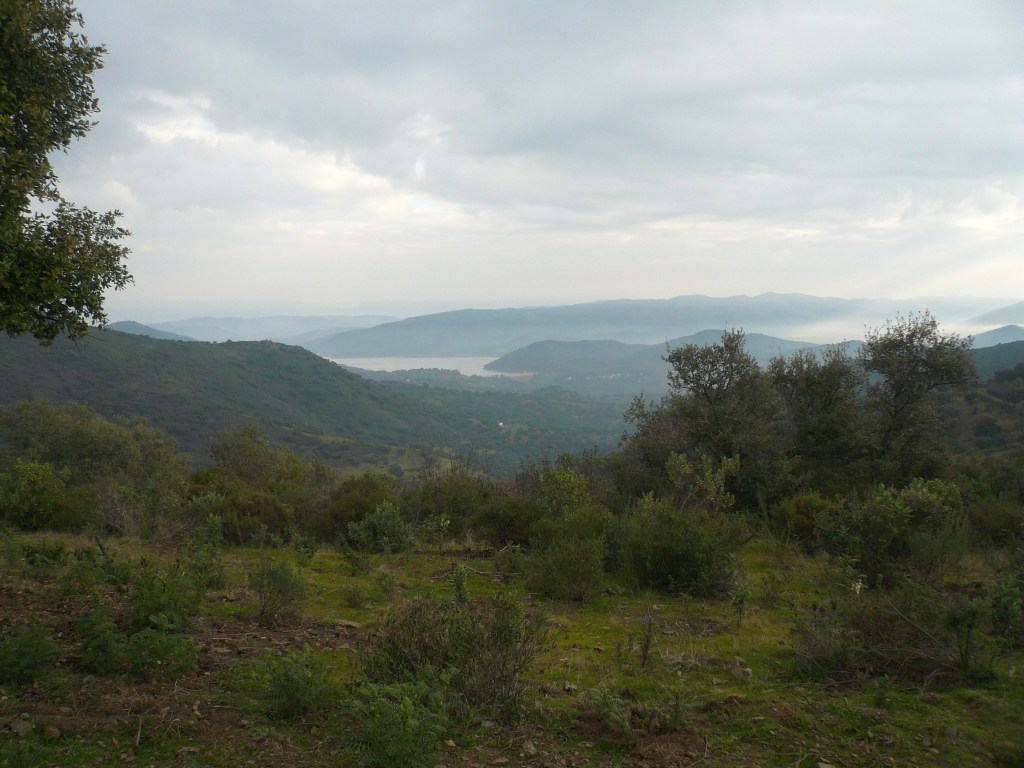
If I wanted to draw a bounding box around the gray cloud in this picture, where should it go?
[54,0,1024,320]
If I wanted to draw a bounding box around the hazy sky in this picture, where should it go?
[56,1,1024,321]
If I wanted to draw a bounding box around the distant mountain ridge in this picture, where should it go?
[108,321,194,342]
[309,294,1007,358]
[148,314,395,343]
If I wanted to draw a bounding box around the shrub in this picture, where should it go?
[813,487,910,588]
[793,566,993,685]
[528,503,610,602]
[618,494,745,597]
[493,544,528,575]
[471,495,544,548]
[184,515,227,590]
[346,678,448,768]
[343,584,369,609]
[74,605,126,675]
[124,628,198,680]
[260,646,340,720]
[249,555,307,626]
[0,460,91,531]
[348,502,414,553]
[529,532,605,602]
[21,540,68,581]
[128,563,202,633]
[0,623,59,686]
[769,492,836,550]
[314,471,399,542]
[360,592,548,721]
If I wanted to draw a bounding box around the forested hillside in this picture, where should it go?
[0,330,623,474]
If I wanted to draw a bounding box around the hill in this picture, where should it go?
[482,331,827,396]
[108,321,194,341]
[0,331,624,475]
[972,325,1024,348]
[970,340,1024,380]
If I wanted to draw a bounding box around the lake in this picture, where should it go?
[330,356,502,377]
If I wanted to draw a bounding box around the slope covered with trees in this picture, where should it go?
[0,330,624,474]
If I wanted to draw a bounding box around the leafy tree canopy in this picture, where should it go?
[0,0,131,343]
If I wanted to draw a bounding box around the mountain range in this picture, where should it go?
[307,294,1015,358]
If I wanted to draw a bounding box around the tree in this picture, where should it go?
[661,329,791,508]
[858,312,975,483]
[769,344,868,492]
[1,0,131,343]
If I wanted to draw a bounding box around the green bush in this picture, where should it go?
[249,555,307,626]
[74,605,126,675]
[618,494,745,597]
[794,567,992,685]
[0,622,59,686]
[124,628,198,680]
[360,592,548,721]
[346,678,448,768]
[527,503,610,602]
[0,460,92,531]
[529,532,605,602]
[813,486,910,588]
[348,501,414,553]
[769,492,836,550]
[260,646,340,719]
[314,471,399,542]
[128,563,202,633]
[493,544,528,575]
[343,584,369,609]
[184,515,227,590]
[471,496,544,548]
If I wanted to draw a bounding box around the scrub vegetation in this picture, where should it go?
[3,315,1024,767]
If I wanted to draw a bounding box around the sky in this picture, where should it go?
[53,1,1024,322]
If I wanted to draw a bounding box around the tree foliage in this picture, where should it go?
[0,0,131,343]
[859,312,975,483]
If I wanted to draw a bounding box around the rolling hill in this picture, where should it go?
[0,331,624,475]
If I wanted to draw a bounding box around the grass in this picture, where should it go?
[1,530,1023,767]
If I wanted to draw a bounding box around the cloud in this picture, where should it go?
[52,0,1024,318]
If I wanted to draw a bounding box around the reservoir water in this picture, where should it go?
[330,356,501,377]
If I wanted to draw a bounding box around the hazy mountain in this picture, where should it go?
[149,314,395,343]
[309,294,1001,358]
[107,321,194,342]
[969,301,1024,327]
[973,325,1024,347]
[0,331,622,475]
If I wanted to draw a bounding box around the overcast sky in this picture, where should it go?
[56,1,1024,321]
